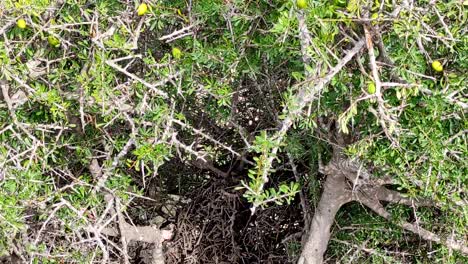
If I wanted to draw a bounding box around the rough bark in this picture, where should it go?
[298,155,467,263]
[297,164,352,264]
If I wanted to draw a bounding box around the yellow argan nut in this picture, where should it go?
[371,13,383,25]
[297,0,308,9]
[47,35,60,48]
[17,19,27,29]
[367,82,376,94]
[431,60,443,72]
[172,47,182,59]
[137,3,148,16]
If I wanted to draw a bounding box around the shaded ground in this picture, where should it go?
[165,178,304,264]
[125,157,306,264]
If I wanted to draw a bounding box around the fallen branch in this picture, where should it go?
[89,160,174,264]
[100,202,174,245]
[100,194,174,264]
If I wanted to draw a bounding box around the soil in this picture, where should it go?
[127,168,305,264]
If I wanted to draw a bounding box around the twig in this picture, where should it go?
[4,70,35,94]
[171,134,207,162]
[363,19,400,145]
[331,238,405,258]
[33,201,66,245]
[381,82,421,88]
[172,118,253,165]
[79,61,91,133]
[0,19,16,35]
[376,187,434,207]
[445,129,467,144]
[159,25,195,43]
[0,80,39,143]
[287,153,310,231]
[94,138,135,192]
[432,6,454,40]
[115,197,130,264]
[130,17,145,49]
[106,59,169,99]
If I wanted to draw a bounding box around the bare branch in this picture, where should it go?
[363,22,399,144]
[172,118,253,165]
[288,153,310,232]
[159,25,195,43]
[376,187,435,207]
[1,79,40,143]
[94,138,135,192]
[106,59,169,99]
[358,194,468,254]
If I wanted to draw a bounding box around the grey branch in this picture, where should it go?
[94,138,135,192]
[252,38,365,214]
[298,173,352,264]
[375,187,435,207]
[358,194,468,255]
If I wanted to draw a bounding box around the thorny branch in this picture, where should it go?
[0,79,40,144]
[363,19,399,145]
[94,137,136,192]
[89,161,174,264]
[251,35,365,213]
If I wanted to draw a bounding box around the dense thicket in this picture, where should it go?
[0,0,466,263]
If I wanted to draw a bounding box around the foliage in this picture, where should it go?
[0,0,466,262]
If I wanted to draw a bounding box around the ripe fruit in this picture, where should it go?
[297,0,308,9]
[431,60,443,72]
[17,19,27,29]
[172,47,182,59]
[47,36,60,48]
[371,13,383,25]
[367,82,376,94]
[137,3,148,16]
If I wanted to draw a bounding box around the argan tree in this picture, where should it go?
[0,0,466,263]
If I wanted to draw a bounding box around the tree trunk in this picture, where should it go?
[298,172,351,264]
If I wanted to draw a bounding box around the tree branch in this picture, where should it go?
[251,37,365,213]
[358,193,468,255]
[376,187,435,207]
[94,137,135,192]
